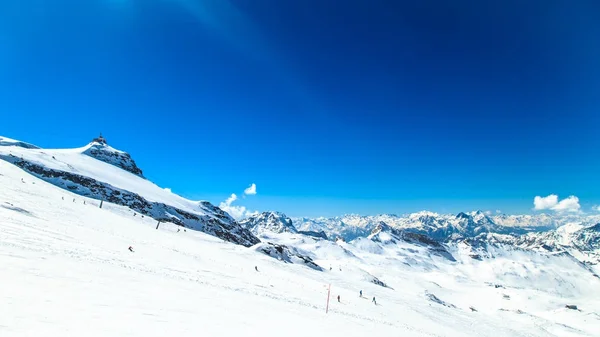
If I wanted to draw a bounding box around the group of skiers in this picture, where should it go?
[337,290,376,305]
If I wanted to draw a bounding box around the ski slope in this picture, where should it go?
[0,140,205,214]
[1,160,599,336]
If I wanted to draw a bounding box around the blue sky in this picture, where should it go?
[1,0,599,217]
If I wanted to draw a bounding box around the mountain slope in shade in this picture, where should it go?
[0,135,259,247]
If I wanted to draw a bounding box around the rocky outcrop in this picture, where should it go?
[83,142,144,178]
[369,222,456,261]
[298,230,328,240]
[425,292,456,308]
[255,242,323,271]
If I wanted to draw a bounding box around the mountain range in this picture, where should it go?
[2,135,598,271]
[2,135,599,336]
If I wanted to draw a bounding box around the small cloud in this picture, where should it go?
[534,194,580,213]
[484,210,492,216]
[244,183,257,195]
[534,195,558,210]
[496,210,502,214]
[223,193,237,205]
[593,205,600,212]
[219,193,257,220]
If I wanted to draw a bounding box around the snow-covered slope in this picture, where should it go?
[0,136,259,247]
[0,135,40,149]
[2,155,600,336]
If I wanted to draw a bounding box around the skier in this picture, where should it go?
[372,297,377,305]
[360,290,363,297]
[255,266,259,272]
[337,295,340,303]
[128,246,134,253]
[177,228,180,233]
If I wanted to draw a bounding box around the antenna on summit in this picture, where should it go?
[92,133,107,145]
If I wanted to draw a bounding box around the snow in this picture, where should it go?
[0,139,207,215]
[0,136,40,149]
[2,160,600,336]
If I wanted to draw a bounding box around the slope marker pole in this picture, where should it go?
[326,283,331,314]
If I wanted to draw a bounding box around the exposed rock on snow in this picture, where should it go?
[297,230,328,240]
[255,242,323,271]
[83,142,145,178]
[425,292,456,308]
[370,275,392,289]
[369,222,456,261]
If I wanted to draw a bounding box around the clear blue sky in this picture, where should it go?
[1,0,599,217]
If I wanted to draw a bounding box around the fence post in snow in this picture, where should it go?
[156,221,160,230]
[99,200,103,209]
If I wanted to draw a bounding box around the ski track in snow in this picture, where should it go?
[1,155,599,336]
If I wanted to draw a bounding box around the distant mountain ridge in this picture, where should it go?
[241,210,600,270]
[292,211,600,242]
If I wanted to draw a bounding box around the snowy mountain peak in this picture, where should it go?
[240,211,298,236]
[370,221,391,235]
[82,140,144,178]
[456,212,470,219]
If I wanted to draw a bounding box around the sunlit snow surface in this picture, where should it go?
[1,154,599,336]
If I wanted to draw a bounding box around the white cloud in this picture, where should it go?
[244,183,257,195]
[223,193,237,206]
[219,183,259,220]
[552,196,580,212]
[593,205,600,212]
[534,194,580,213]
[534,194,558,210]
[219,193,257,220]
[496,210,502,214]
